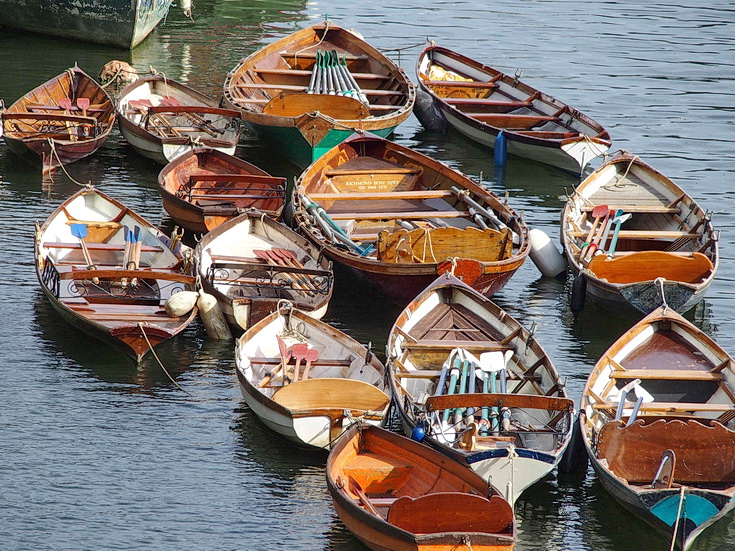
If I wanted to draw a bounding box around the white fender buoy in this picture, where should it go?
[181,0,193,19]
[197,289,232,340]
[164,290,198,317]
[529,228,566,278]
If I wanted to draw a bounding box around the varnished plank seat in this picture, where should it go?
[580,205,680,214]
[592,401,735,413]
[468,113,560,128]
[44,241,163,252]
[423,80,498,89]
[401,339,511,353]
[189,173,285,185]
[609,369,723,381]
[308,190,452,201]
[327,210,469,220]
[255,68,389,81]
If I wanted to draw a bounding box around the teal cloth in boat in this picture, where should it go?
[651,494,719,527]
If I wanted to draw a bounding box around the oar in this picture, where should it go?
[131,225,142,269]
[291,343,309,382]
[76,97,90,117]
[580,204,608,257]
[301,348,320,380]
[442,358,462,424]
[58,98,73,112]
[122,225,131,268]
[307,51,320,94]
[596,209,620,254]
[606,212,632,258]
[479,350,513,432]
[582,208,613,261]
[272,248,318,292]
[70,223,95,269]
[254,249,313,295]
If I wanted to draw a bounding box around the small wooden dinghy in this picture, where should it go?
[387,272,573,506]
[561,150,718,317]
[327,424,516,551]
[580,305,735,550]
[291,133,529,303]
[157,148,286,233]
[416,44,611,174]
[35,187,197,363]
[195,212,333,335]
[235,302,390,450]
[222,21,415,167]
[117,75,241,164]
[0,65,115,174]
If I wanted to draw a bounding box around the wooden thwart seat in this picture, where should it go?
[328,210,469,220]
[44,242,163,253]
[308,190,452,201]
[609,369,723,382]
[401,339,511,353]
[188,173,285,186]
[592,401,735,413]
[425,393,574,413]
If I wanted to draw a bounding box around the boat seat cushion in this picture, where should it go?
[597,419,735,484]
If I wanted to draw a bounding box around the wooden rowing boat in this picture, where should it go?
[0,0,175,49]
[580,305,735,550]
[157,148,286,233]
[195,212,333,335]
[117,75,242,164]
[0,65,115,174]
[35,186,197,363]
[387,272,573,506]
[416,44,611,174]
[222,21,415,168]
[291,133,529,304]
[235,302,390,449]
[561,150,718,317]
[326,423,517,551]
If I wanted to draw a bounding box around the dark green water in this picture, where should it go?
[1,1,734,549]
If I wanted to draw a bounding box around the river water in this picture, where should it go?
[1,1,734,550]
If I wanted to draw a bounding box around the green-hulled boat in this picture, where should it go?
[222,21,415,168]
[0,0,177,49]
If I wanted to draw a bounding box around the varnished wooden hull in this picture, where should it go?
[1,65,115,171]
[386,273,572,505]
[35,187,197,363]
[235,307,389,450]
[158,148,285,234]
[580,306,735,549]
[292,134,529,305]
[417,45,611,174]
[326,424,516,551]
[223,21,415,167]
[118,76,241,164]
[0,0,173,49]
[561,150,718,317]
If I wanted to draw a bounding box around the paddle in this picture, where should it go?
[130,225,141,269]
[272,248,318,292]
[582,208,613,261]
[76,97,90,117]
[290,342,309,382]
[58,98,73,111]
[254,249,312,295]
[70,223,95,269]
[122,225,132,268]
[580,204,608,256]
[300,348,320,380]
[606,212,632,258]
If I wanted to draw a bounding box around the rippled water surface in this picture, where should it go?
[1,1,734,550]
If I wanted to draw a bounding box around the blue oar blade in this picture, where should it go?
[70,223,88,240]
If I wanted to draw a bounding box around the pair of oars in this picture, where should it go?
[123,225,142,270]
[307,50,368,105]
[253,248,318,296]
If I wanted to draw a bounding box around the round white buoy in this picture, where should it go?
[164,290,198,317]
[529,228,566,278]
[197,290,232,340]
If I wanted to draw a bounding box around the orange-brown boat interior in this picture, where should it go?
[332,427,515,538]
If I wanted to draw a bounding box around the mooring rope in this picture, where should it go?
[138,322,191,395]
[46,139,89,187]
[669,486,686,551]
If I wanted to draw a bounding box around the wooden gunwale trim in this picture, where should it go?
[591,401,735,412]
[44,241,164,252]
[609,369,724,381]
